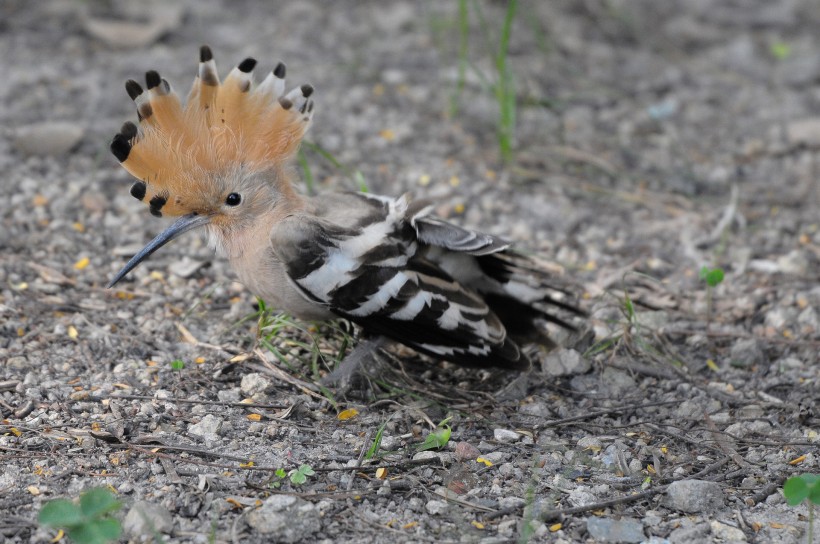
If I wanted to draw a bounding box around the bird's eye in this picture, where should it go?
[225,193,242,206]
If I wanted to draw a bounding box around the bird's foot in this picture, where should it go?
[321,336,389,399]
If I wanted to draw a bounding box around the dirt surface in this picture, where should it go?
[2,1,819,543]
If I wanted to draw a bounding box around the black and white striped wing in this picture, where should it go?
[274,208,527,369]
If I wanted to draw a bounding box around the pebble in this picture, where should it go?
[168,257,207,279]
[188,414,223,442]
[240,373,272,397]
[246,495,321,542]
[729,338,765,368]
[518,401,551,418]
[665,480,724,513]
[83,4,184,47]
[567,487,597,507]
[601,367,637,397]
[577,436,602,451]
[585,516,645,543]
[669,522,710,543]
[493,429,522,443]
[787,118,820,147]
[123,501,173,536]
[425,499,448,515]
[454,441,481,461]
[709,520,747,542]
[13,122,84,156]
[542,348,591,376]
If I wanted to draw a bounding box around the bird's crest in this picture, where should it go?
[110,45,314,217]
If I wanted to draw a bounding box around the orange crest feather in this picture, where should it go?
[110,45,314,217]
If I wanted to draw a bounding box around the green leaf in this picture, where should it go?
[783,476,809,506]
[699,266,724,287]
[706,268,724,287]
[298,464,315,477]
[275,468,287,479]
[39,499,84,527]
[365,419,389,460]
[770,42,791,61]
[289,470,307,485]
[68,518,122,544]
[809,485,820,505]
[79,488,121,519]
[418,424,451,451]
[622,293,635,320]
[170,359,185,371]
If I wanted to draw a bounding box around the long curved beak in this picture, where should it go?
[107,213,211,288]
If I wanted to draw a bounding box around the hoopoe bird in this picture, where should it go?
[108,46,584,381]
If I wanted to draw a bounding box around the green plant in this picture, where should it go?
[584,276,686,371]
[770,41,792,61]
[784,474,819,543]
[269,468,288,488]
[289,464,316,485]
[699,265,724,326]
[169,359,185,371]
[493,0,518,164]
[39,487,122,544]
[365,417,391,460]
[300,141,368,192]
[417,417,452,451]
[444,0,519,163]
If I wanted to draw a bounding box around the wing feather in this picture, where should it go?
[273,204,528,369]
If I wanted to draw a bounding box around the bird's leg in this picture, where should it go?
[321,334,390,397]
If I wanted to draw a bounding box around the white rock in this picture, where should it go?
[425,499,448,515]
[123,501,173,536]
[247,495,320,542]
[188,414,223,442]
[665,480,724,513]
[542,348,591,376]
[709,520,747,542]
[14,122,84,156]
[240,373,272,396]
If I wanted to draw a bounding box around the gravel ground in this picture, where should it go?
[1,1,819,543]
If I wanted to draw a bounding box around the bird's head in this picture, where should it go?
[107,46,313,288]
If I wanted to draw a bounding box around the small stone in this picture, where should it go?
[585,517,645,543]
[412,451,442,461]
[240,373,272,396]
[168,257,206,279]
[188,414,223,442]
[797,306,819,330]
[83,4,184,48]
[123,501,173,536]
[542,348,591,376]
[729,338,765,368]
[425,499,448,515]
[454,441,481,462]
[499,496,525,510]
[601,367,636,397]
[480,451,506,464]
[776,250,809,275]
[665,480,724,513]
[377,480,391,496]
[7,356,28,370]
[518,401,551,418]
[787,118,820,147]
[709,520,747,542]
[567,487,596,507]
[669,522,710,544]
[246,495,320,542]
[493,429,522,443]
[14,122,84,156]
[577,436,602,451]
